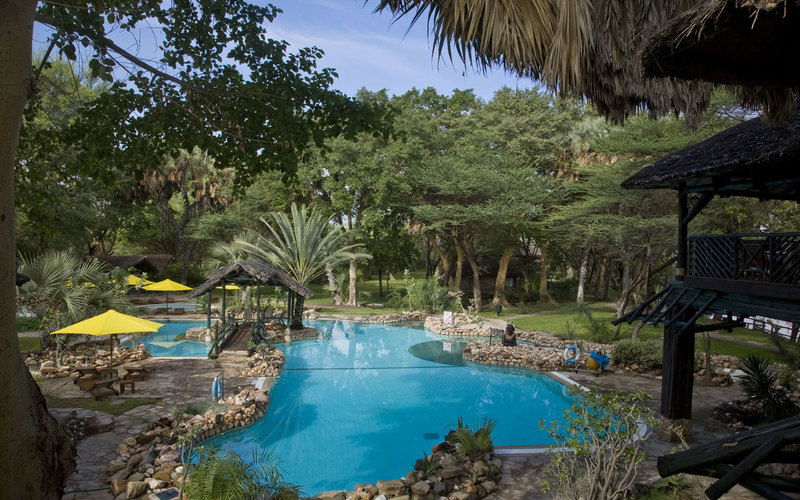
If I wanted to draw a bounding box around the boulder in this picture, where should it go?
[126,480,148,498]
[312,491,347,500]
[377,479,406,496]
[110,479,127,496]
[411,480,431,496]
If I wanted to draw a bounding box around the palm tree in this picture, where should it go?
[372,1,713,125]
[235,203,370,322]
[17,251,127,353]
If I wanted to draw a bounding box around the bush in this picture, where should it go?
[447,416,497,460]
[548,278,579,303]
[185,448,300,500]
[613,339,663,369]
[740,354,798,422]
[16,316,41,332]
[542,387,656,500]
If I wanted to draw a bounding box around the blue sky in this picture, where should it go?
[268,0,534,101]
[32,0,533,102]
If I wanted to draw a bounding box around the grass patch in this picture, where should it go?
[696,338,786,363]
[19,337,42,351]
[45,396,159,416]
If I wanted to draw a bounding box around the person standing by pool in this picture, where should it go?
[502,323,517,347]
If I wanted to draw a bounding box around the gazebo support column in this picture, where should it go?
[660,185,695,439]
[206,293,212,340]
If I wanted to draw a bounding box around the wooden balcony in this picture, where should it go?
[687,232,800,301]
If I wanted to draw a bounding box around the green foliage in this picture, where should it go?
[542,387,656,500]
[612,340,663,370]
[739,354,797,422]
[185,447,300,500]
[548,278,578,303]
[16,316,41,332]
[19,337,43,351]
[397,269,452,313]
[236,203,369,286]
[448,416,497,460]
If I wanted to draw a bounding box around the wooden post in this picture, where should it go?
[677,183,688,281]
[221,281,227,327]
[660,183,694,439]
[206,293,211,338]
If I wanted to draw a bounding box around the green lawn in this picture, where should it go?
[44,396,159,416]
[19,337,42,351]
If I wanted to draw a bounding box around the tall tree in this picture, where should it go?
[235,203,369,327]
[125,147,233,283]
[1,3,389,495]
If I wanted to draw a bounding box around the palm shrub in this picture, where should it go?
[17,251,127,354]
[739,354,797,422]
[448,416,497,459]
[185,447,300,500]
[541,387,656,500]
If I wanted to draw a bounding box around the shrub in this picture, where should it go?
[542,387,656,500]
[16,316,42,332]
[185,448,300,500]
[613,339,663,370]
[448,416,497,459]
[740,354,797,423]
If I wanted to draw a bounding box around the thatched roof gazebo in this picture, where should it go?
[91,254,173,275]
[621,114,800,200]
[187,260,314,356]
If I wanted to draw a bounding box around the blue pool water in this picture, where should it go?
[202,319,573,494]
[123,320,209,357]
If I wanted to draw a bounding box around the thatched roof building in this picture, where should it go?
[621,114,800,200]
[642,0,800,122]
[15,273,29,287]
[187,260,313,299]
[91,254,172,274]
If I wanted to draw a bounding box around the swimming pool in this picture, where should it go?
[123,320,209,357]
[202,319,573,493]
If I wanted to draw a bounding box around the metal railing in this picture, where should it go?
[688,232,800,284]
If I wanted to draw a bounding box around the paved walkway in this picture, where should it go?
[37,316,765,500]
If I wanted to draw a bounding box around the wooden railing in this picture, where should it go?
[688,232,800,284]
[208,312,237,358]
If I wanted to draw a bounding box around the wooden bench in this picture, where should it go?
[90,378,119,399]
[119,378,136,394]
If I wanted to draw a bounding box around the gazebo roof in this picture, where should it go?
[621,114,800,201]
[92,254,173,274]
[187,260,313,299]
[643,1,800,88]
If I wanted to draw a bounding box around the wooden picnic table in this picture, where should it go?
[89,378,119,399]
[124,365,155,380]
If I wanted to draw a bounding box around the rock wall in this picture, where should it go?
[239,348,286,377]
[312,432,502,500]
[25,344,150,379]
[107,387,270,498]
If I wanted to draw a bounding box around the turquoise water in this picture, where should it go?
[123,320,209,357]
[202,319,573,494]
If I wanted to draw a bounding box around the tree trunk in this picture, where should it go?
[614,259,633,339]
[631,320,644,342]
[378,268,383,297]
[538,242,556,304]
[325,262,343,305]
[453,231,464,290]
[346,258,358,306]
[490,246,513,309]
[462,237,482,313]
[1,2,76,496]
[291,295,305,329]
[576,247,590,305]
[429,234,452,286]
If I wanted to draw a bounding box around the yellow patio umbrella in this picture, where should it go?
[216,284,240,290]
[128,274,153,287]
[51,309,164,367]
[142,279,193,311]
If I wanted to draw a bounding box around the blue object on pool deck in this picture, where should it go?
[589,349,610,369]
[202,319,574,494]
[563,345,579,363]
